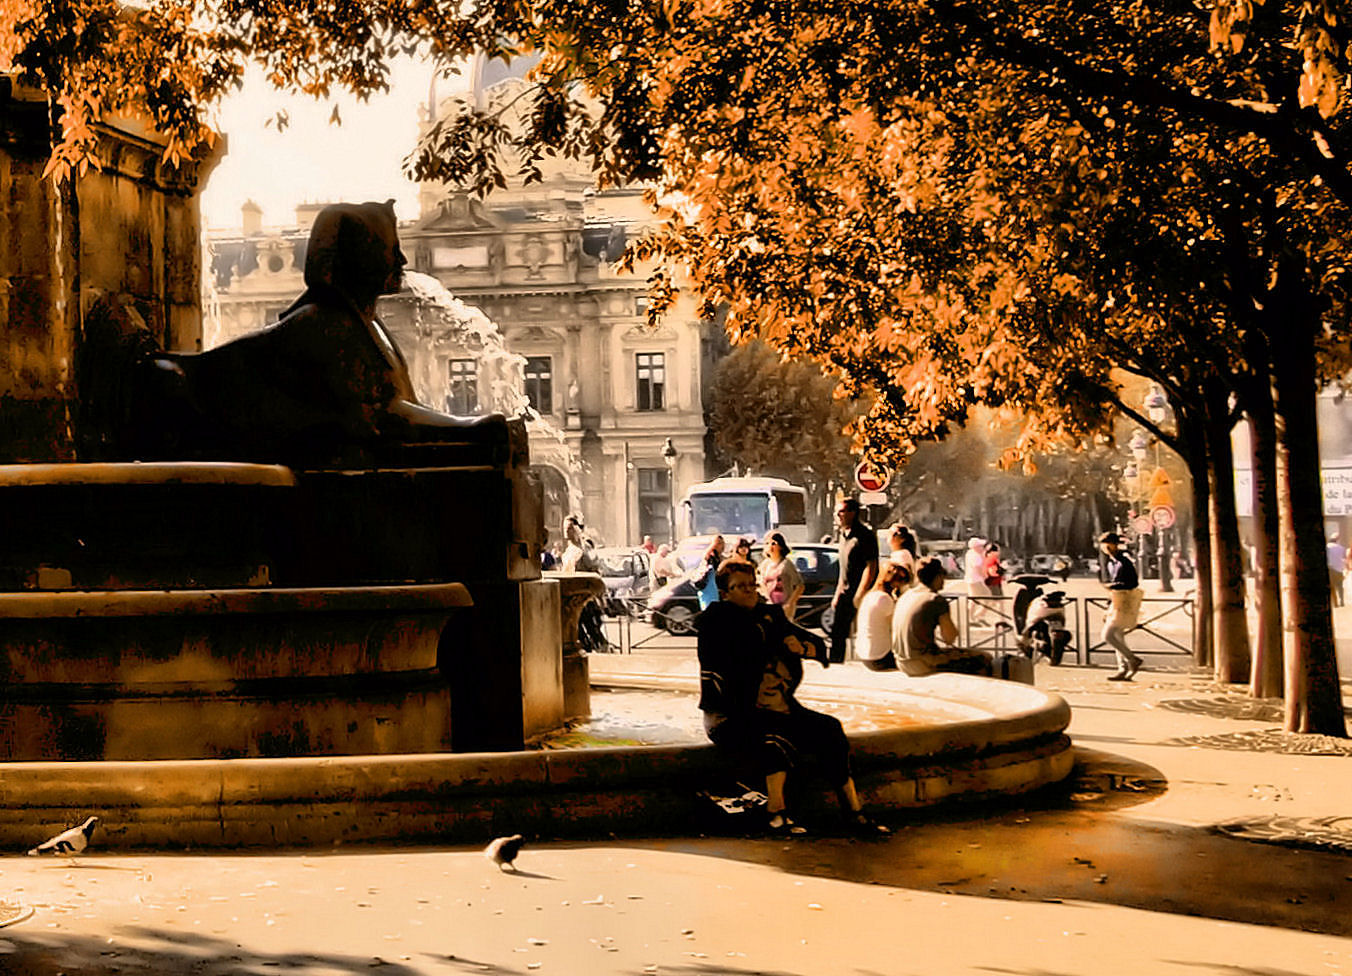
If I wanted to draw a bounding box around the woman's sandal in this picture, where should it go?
[849,813,891,837]
[767,812,807,836]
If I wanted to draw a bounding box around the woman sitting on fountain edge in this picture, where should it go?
[696,560,888,837]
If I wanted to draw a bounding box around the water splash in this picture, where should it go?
[397,270,580,477]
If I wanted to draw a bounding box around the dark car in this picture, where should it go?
[646,543,840,635]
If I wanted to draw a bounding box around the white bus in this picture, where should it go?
[678,476,811,544]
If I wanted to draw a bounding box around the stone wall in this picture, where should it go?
[0,78,220,461]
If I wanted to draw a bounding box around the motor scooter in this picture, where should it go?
[1009,574,1073,665]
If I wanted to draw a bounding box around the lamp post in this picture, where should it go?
[1144,384,1174,592]
[661,437,678,545]
[1128,429,1151,574]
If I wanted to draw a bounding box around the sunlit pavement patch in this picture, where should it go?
[1172,729,1352,755]
[0,902,33,929]
[1215,814,1352,854]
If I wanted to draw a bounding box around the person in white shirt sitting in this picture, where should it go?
[854,563,912,672]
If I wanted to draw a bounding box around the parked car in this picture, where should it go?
[919,540,967,577]
[647,542,841,635]
[592,546,653,615]
[1028,553,1075,579]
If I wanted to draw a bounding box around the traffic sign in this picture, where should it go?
[854,460,891,493]
[1132,515,1153,535]
[1151,505,1176,529]
[1149,467,1171,488]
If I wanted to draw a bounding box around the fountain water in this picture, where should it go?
[396,271,581,495]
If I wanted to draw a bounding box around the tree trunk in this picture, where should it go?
[1271,306,1346,735]
[1247,395,1284,699]
[1180,408,1214,668]
[1204,384,1252,684]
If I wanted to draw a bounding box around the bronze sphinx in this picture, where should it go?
[85,200,509,466]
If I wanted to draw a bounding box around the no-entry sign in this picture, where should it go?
[854,460,891,493]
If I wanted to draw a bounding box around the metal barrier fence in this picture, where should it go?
[943,592,1195,665]
[591,591,1197,664]
[1080,594,1195,665]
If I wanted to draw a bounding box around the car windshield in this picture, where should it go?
[595,553,636,576]
[688,494,771,537]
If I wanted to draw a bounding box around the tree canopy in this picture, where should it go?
[6,3,1347,458]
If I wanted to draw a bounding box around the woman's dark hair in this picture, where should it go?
[874,561,911,593]
[916,556,946,588]
[764,531,791,555]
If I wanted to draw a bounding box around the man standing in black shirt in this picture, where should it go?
[829,498,879,664]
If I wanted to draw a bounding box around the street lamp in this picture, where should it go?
[1128,429,1149,461]
[1144,384,1169,424]
[1142,386,1174,592]
[661,437,678,545]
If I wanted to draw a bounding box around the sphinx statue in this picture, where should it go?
[83,200,510,467]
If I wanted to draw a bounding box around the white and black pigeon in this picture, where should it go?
[27,816,99,857]
[483,834,525,872]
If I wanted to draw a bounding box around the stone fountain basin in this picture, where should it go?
[0,668,1071,850]
[0,583,473,762]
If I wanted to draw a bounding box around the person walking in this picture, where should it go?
[983,541,1005,598]
[757,532,805,621]
[651,543,676,588]
[1327,532,1346,608]
[829,498,878,664]
[693,535,726,611]
[1099,531,1145,681]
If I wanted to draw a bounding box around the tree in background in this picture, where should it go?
[708,341,857,536]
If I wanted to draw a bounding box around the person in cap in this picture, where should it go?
[1099,532,1144,680]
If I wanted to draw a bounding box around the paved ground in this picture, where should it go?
[2,641,1352,976]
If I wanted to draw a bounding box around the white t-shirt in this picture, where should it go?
[853,590,897,661]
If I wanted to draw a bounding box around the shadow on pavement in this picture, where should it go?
[652,747,1352,939]
[0,927,431,975]
[0,928,824,976]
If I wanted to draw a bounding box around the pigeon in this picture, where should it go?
[483,834,525,871]
[28,816,99,857]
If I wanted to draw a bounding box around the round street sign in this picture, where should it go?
[854,460,891,493]
[1132,515,1154,535]
[1151,505,1176,529]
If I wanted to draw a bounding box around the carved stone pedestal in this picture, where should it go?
[549,572,605,722]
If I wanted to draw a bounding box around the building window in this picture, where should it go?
[636,352,666,411]
[446,358,479,416]
[524,356,554,415]
[637,467,672,543]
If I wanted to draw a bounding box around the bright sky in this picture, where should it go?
[200,58,449,231]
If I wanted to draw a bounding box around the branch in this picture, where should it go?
[932,1,1352,206]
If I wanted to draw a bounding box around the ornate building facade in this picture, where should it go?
[206,63,708,548]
